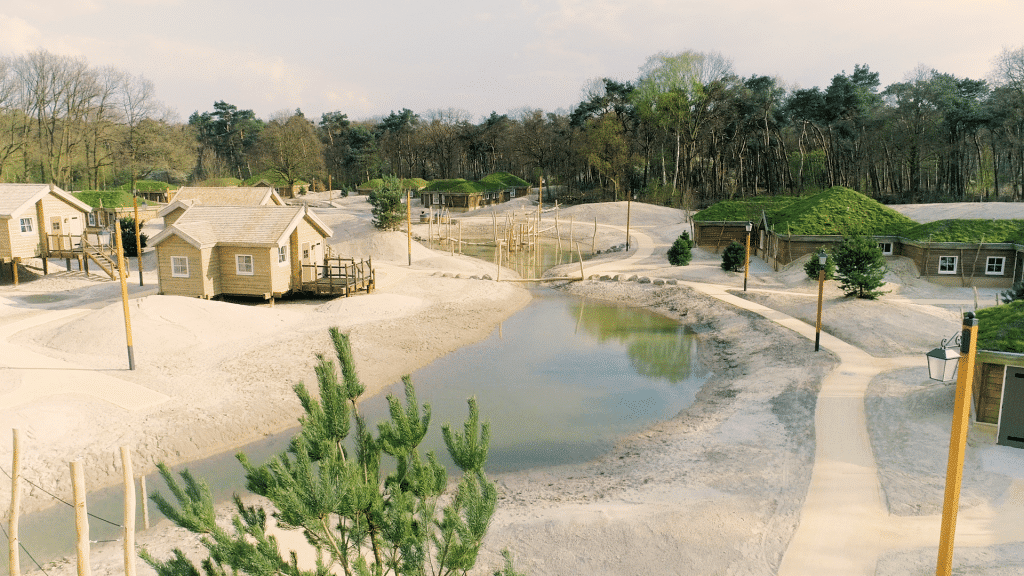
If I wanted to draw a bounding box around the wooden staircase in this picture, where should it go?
[82,239,119,280]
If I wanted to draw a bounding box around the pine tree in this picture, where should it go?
[721,241,745,272]
[667,231,693,266]
[832,236,888,299]
[368,175,407,231]
[141,327,515,576]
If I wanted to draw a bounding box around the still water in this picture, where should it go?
[8,288,706,568]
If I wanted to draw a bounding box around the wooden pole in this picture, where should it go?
[9,429,21,576]
[492,210,497,244]
[744,226,751,292]
[626,193,632,251]
[133,196,143,286]
[593,217,598,254]
[815,267,825,351]
[569,215,574,249]
[12,257,19,286]
[428,207,433,250]
[406,189,412,266]
[555,208,561,253]
[497,240,502,282]
[936,313,980,576]
[576,242,584,280]
[70,460,91,576]
[140,475,150,529]
[120,447,136,576]
[114,220,136,370]
[459,220,462,255]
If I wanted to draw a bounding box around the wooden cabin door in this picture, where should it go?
[301,242,313,282]
[999,367,1024,449]
[50,216,64,250]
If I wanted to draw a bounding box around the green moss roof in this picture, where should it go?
[361,178,428,191]
[902,219,1024,244]
[976,301,1024,354]
[479,172,529,187]
[694,187,918,236]
[72,190,154,208]
[422,179,502,193]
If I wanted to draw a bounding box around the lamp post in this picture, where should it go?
[743,221,752,291]
[814,249,827,351]
[926,312,979,576]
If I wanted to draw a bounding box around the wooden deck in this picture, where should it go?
[299,257,374,296]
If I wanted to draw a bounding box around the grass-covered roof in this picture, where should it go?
[422,179,503,193]
[976,301,1024,354]
[479,172,530,188]
[72,190,156,208]
[361,178,429,191]
[902,219,1024,244]
[695,187,918,236]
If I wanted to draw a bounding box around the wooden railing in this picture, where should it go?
[300,257,375,296]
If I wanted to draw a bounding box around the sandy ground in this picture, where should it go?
[3,194,1024,575]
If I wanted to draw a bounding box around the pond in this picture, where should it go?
[6,287,707,569]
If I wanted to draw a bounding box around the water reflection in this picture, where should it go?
[571,302,700,384]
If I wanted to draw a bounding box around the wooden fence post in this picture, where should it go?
[70,460,91,576]
[120,447,136,576]
[9,429,21,576]
[140,475,150,530]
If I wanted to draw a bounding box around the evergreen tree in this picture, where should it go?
[1000,281,1024,304]
[141,327,515,576]
[667,231,693,266]
[832,236,888,299]
[368,175,407,231]
[721,241,745,272]
[118,216,148,257]
[803,251,835,280]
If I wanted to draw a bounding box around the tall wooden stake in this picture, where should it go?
[114,220,136,370]
[406,189,412,266]
[133,196,143,286]
[120,447,136,576]
[9,429,21,576]
[626,193,632,250]
[70,460,91,576]
[593,217,598,254]
[140,475,150,529]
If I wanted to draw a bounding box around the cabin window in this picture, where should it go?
[88,212,96,226]
[52,220,61,231]
[878,242,893,255]
[278,245,287,264]
[19,217,33,233]
[171,256,189,278]
[986,257,1005,275]
[938,256,958,274]
[236,254,254,275]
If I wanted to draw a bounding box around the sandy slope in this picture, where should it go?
[4,196,1024,576]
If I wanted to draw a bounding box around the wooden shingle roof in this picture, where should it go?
[150,205,332,249]
[169,187,284,207]
[0,183,92,218]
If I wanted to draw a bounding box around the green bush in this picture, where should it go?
[667,231,693,266]
[118,216,148,257]
[803,250,835,280]
[833,236,888,299]
[368,175,407,231]
[721,241,746,272]
[1000,281,1024,304]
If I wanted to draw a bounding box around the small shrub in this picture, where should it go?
[833,236,888,299]
[803,251,835,280]
[721,241,746,272]
[1001,281,1024,304]
[118,216,148,257]
[667,231,693,266]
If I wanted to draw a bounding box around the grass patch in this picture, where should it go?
[194,178,243,187]
[361,178,429,191]
[977,300,1024,353]
[693,196,800,222]
[479,172,529,188]
[902,219,1024,244]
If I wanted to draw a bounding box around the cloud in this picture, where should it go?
[0,14,42,53]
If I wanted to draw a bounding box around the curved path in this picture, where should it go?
[556,219,1022,573]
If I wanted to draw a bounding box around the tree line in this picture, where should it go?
[2,47,1024,208]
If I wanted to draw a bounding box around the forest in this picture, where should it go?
[1,47,1024,209]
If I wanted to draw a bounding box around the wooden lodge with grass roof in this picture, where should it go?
[150,204,374,301]
[971,302,1024,449]
[692,187,1024,289]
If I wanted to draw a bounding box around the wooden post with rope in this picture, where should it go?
[70,460,91,576]
[114,220,136,370]
[120,447,136,576]
[9,428,21,576]
[133,196,143,286]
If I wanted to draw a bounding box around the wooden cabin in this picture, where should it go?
[160,187,285,227]
[419,188,514,213]
[974,350,1024,449]
[150,205,336,300]
[0,183,95,277]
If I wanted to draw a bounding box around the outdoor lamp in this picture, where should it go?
[745,221,752,234]
[926,317,973,382]
[818,250,827,267]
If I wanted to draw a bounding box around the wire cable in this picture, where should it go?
[0,519,51,576]
[0,464,124,528]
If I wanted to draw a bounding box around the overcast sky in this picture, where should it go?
[2,0,1022,124]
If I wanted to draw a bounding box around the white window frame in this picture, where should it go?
[986,256,1005,275]
[278,245,288,265]
[88,212,96,226]
[19,217,33,234]
[938,255,958,275]
[236,254,254,276]
[878,242,893,256]
[171,256,189,278]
